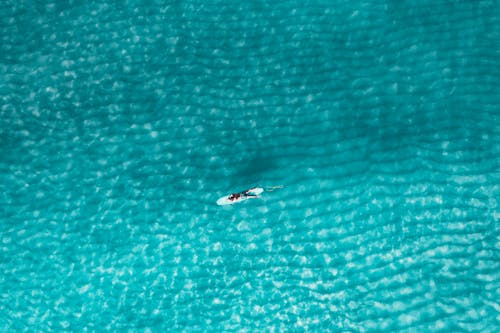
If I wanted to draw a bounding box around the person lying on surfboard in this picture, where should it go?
[228,188,260,202]
[217,186,282,205]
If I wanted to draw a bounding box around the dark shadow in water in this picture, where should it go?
[233,151,279,185]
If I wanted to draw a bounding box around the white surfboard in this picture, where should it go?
[216,187,264,206]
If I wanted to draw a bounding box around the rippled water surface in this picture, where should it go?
[1,0,499,331]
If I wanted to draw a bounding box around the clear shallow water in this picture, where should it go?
[1,0,499,331]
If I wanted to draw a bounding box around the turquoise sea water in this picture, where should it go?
[1,0,499,331]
